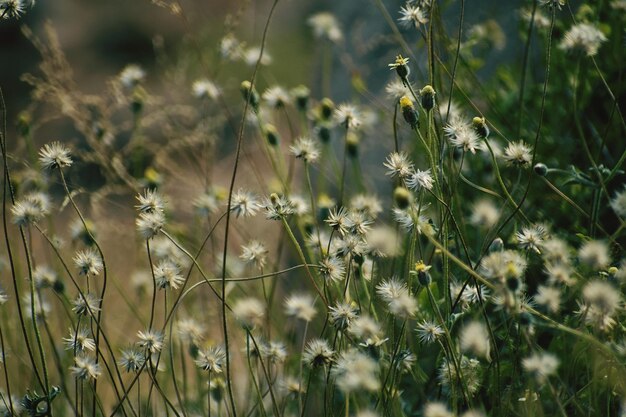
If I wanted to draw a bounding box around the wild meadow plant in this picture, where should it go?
[1,0,625,416]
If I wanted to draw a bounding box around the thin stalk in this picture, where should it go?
[280,217,328,307]
[219,3,281,414]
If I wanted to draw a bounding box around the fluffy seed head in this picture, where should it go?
[416,320,444,344]
[307,12,343,42]
[578,240,611,270]
[289,137,320,163]
[398,2,428,29]
[71,355,101,381]
[195,346,226,373]
[153,259,184,290]
[332,349,380,393]
[329,301,358,330]
[240,240,268,269]
[302,339,334,368]
[39,142,72,170]
[522,352,559,384]
[137,329,165,353]
[459,321,491,360]
[233,297,265,330]
[406,169,434,191]
[72,293,101,317]
[136,211,165,240]
[63,327,96,353]
[284,293,317,322]
[424,402,453,417]
[230,189,260,218]
[73,248,103,277]
[119,348,146,373]
[559,23,607,57]
[503,140,532,167]
[192,79,221,100]
[334,104,361,129]
[135,189,166,214]
[384,152,414,179]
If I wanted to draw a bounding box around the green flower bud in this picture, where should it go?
[320,98,334,120]
[292,85,310,111]
[533,163,548,176]
[489,237,504,252]
[472,116,490,139]
[400,96,419,129]
[264,123,280,146]
[240,80,259,112]
[420,85,436,111]
[393,187,411,209]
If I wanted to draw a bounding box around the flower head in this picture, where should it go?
[319,257,346,282]
[610,187,626,218]
[73,248,103,277]
[194,191,221,217]
[136,189,166,214]
[416,320,444,344]
[384,152,414,179]
[302,339,334,368]
[385,80,412,101]
[232,297,265,329]
[63,327,96,353]
[71,355,101,381]
[515,225,547,254]
[119,64,146,88]
[332,349,380,393]
[539,0,565,10]
[72,293,101,317]
[560,23,607,57]
[459,321,490,360]
[578,240,611,270]
[445,116,480,154]
[534,285,561,313]
[388,54,410,79]
[176,318,205,345]
[289,137,320,163]
[119,348,146,373]
[503,140,532,167]
[406,169,434,191]
[398,2,428,28]
[153,259,184,290]
[39,142,72,170]
[329,301,358,330]
[195,346,226,373]
[424,403,452,417]
[137,329,165,353]
[192,79,221,100]
[263,193,294,220]
[522,352,559,384]
[230,189,260,218]
[263,86,291,109]
[240,240,268,269]
[348,315,387,347]
[1,0,28,19]
[307,12,343,42]
[284,293,317,322]
[11,194,50,226]
[136,211,165,240]
[334,104,361,129]
[438,356,482,396]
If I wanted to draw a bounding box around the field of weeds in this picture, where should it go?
[1,0,625,416]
